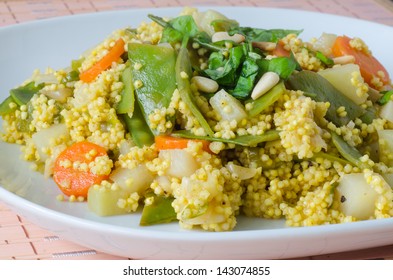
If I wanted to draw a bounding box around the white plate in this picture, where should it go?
[1,7,393,260]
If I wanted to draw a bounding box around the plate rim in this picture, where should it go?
[1,5,393,259]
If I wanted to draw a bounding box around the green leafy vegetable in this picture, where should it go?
[149,14,201,44]
[204,45,245,86]
[257,56,298,80]
[230,27,302,43]
[231,55,259,100]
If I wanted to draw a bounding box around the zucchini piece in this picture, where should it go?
[87,185,130,216]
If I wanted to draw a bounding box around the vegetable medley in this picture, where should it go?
[2,8,393,231]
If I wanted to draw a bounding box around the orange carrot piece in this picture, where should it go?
[155,135,212,153]
[332,35,390,87]
[79,38,125,83]
[53,141,109,198]
[271,40,290,57]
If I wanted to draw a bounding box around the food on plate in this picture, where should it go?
[1,7,393,231]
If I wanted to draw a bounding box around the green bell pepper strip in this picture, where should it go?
[128,43,177,135]
[175,45,214,136]
[172,129,280,146]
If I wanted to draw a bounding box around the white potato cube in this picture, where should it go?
[31,123,68,161]
[159,149,199,178]
[312,32,337,56]
[380,101,393,123]
[110,164,154,194]
[336,173,379,220]
[209,89,247,122]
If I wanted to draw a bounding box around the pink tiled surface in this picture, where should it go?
[1,0,393,260]
[0,0,393,26]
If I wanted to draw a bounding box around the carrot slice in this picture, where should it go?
[53,141,110,198]
[155,135,212,153]
[332,35,390,87]
[271,40,290,57]
[79,38,125,83]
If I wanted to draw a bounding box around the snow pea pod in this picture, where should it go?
[139,193,177,226]
[128,43,177,135]
[122,100,154,148]
[246,81,285,117]
[10,81,44,106]
[116,65,134,115]
[0,96,16,116]
[331,131,369,169]
[176,46,214,136]
[172,129,280,146]
[286,71,365,126]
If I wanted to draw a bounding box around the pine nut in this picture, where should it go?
[211,31,245,44]
[191,76,219,93]
[252,41,277,51]
[251,72,280,100]
[333,55,355,65]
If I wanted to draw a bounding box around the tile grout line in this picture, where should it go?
[4,0,18,23]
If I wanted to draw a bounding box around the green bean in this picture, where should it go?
[176,46,214,136]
